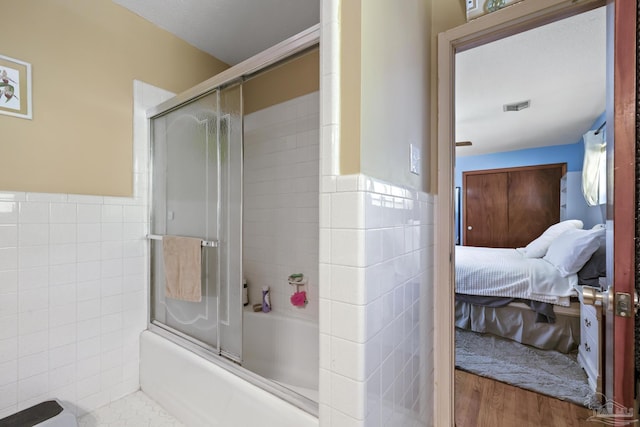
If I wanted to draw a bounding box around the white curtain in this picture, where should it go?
[582,129,606,206]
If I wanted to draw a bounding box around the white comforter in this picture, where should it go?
[455,246,577,306]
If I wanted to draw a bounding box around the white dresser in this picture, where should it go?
[577,283,603,393]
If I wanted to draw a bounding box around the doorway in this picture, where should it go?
[433,0,636,425]
[453,4,605,405]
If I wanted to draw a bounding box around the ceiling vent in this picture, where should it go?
[503,100,530,112]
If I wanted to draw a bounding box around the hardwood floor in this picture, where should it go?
[455,369,598,427]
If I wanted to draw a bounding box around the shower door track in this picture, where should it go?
[149,320,241,363]
[149,320,218,355]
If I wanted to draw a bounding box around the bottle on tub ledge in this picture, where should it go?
[242,278,249,307]
[261,286,271,313]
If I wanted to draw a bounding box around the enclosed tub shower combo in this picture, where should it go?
[142,27,320,426]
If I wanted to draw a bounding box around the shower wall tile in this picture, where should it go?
[18,202,49,223]
[0,202,18,224]
[242,91,320,323]
[25,193,67,203]
[0,249,17,271]
[0,81,173,420]
[0,271,17,295]
[50,203,77,224]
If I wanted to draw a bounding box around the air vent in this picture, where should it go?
[455,141,472,147]
[503,100,530,112]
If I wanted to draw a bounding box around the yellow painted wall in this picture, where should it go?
[0,0,229,196]
[339,0,433,191]
[360,0,431,190]
[339,0,362,176]
[339,0,467,192]
[243,48,319,115]
[430,0,467,192]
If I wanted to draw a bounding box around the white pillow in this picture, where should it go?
[543,228,605,277]
[523,220,584,258]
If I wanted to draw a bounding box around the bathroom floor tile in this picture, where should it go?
[78,391,184,427]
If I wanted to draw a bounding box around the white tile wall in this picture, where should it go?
[0,188,140,418]
[243,92,320,323]
[0,81,173,418]
[319,175,433,427]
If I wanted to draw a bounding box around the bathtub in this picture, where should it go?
[140,330,318,427]
[242,309,319,402]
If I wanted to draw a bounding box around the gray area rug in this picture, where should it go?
[455,328,593,406]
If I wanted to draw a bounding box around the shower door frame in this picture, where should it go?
[145,24,320,416]
[146,25,319,118]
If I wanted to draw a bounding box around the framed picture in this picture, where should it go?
[0,54,32,120]
[466,0,524,21]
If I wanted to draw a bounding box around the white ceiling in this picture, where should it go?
[455,6,606,156]
[112,0,319,65]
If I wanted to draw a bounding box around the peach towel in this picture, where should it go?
[163,236,202,302]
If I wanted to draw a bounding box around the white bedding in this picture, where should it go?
[455,246,577,306]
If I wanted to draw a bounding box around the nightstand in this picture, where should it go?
[577,281,603,394]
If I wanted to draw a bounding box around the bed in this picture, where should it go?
[455,220,606,354]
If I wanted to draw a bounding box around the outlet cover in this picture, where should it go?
[410,144,421,175]
[466,0,477,11]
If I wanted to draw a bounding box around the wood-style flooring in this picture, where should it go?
[455,369,598,427]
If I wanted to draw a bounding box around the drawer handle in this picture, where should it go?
[584,343,591,352]
[584,318,591,328]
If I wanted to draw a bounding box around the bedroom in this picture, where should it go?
[453,4,607,407]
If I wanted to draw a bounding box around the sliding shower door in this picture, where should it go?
[217,83,243,359]
[149,87,242,361]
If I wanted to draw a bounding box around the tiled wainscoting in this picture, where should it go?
[319,174,434,426]
[0,190,147,418]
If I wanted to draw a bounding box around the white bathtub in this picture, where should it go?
[140,330,318,427]
[242,309,319,402]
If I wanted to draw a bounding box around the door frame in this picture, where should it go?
[606,0,636,411]
[434,0,609,424]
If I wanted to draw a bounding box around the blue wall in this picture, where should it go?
[454,112,606,187]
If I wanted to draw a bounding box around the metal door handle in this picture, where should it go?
[583,285,640,317]
[582,286,612,312]
[467,226,472,230]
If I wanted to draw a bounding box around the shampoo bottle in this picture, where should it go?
[262,286,271,313]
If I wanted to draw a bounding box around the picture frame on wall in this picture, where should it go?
[466,0,524,21]
[0,54,32,120]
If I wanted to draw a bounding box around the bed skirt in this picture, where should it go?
[455,300,581,353]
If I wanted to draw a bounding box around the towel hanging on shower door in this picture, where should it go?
[163,236,203,302]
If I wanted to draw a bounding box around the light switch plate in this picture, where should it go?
[466,0,477,11]
[410,144,421,175]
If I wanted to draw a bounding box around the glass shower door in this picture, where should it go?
[217,83,243,360]
[149,87,242,362]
